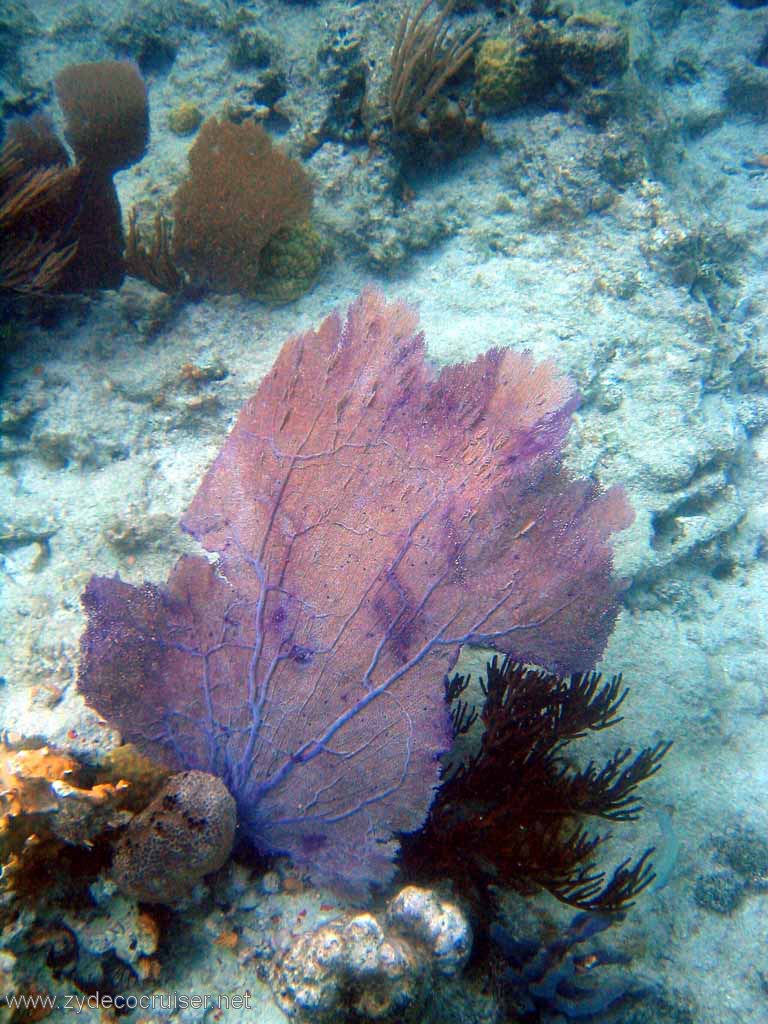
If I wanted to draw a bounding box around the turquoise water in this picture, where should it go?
[1,1,767,1022]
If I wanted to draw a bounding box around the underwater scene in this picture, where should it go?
[1,0,767,1022]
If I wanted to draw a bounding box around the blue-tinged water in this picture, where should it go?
[1,2,767,1022]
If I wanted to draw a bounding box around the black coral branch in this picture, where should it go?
[400,657,670,915]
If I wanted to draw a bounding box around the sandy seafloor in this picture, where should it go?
[1,0,768,1022]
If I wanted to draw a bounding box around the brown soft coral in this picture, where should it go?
[0,117,80,294]
[172,117,312,295]
[0,59,148,296]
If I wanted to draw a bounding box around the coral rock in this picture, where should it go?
[0,951,17,1024]
[554,14,629,88]
[254,219,324,303]
[167,102,203,137]
[112,771,236,903]
[271,886,473,1021]
[474,36,536,113]
[68,877,160,985]
[271,910,426,1023]
[386,886,471,977]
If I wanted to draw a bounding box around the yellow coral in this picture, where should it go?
[0,738,136,895]
[0,744,79,824]
[97,743,169,809]
[255,219,324,304]
[167,102,203,137]
[474,37,535,113]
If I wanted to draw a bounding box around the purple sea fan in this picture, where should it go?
[78,289,633,896]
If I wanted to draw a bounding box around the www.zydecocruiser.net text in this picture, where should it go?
[5,991,253,1014]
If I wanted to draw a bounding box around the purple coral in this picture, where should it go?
[78,290,632,895]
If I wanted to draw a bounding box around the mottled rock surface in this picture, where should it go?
[271,886,471,1022]
[112,770,236,903]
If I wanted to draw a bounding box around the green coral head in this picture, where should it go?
[255,220,325,305]
[474,36,536,114]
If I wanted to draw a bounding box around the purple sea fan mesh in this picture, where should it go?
[78,289,633,896]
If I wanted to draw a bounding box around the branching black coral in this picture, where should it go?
[400,657,670,914]
[554,740,671,823]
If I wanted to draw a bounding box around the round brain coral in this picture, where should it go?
[112,770,236,903]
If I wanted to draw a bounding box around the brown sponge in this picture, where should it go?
[51,59,149,290]
[54,59,149,174]
[112,771,236,904]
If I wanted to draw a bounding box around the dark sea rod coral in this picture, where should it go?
[77,290,633,896]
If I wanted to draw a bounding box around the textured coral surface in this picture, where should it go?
[112,770,237,904]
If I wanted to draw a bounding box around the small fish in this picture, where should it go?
[742,154,768,171]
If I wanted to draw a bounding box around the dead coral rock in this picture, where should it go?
[554,14,630,88]
[70,876,159,978]
[0,950,17,1024]
[272,912,425,1023]
[271,887,472,1022]
[386,886,471,977]
[112,771,236,904]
